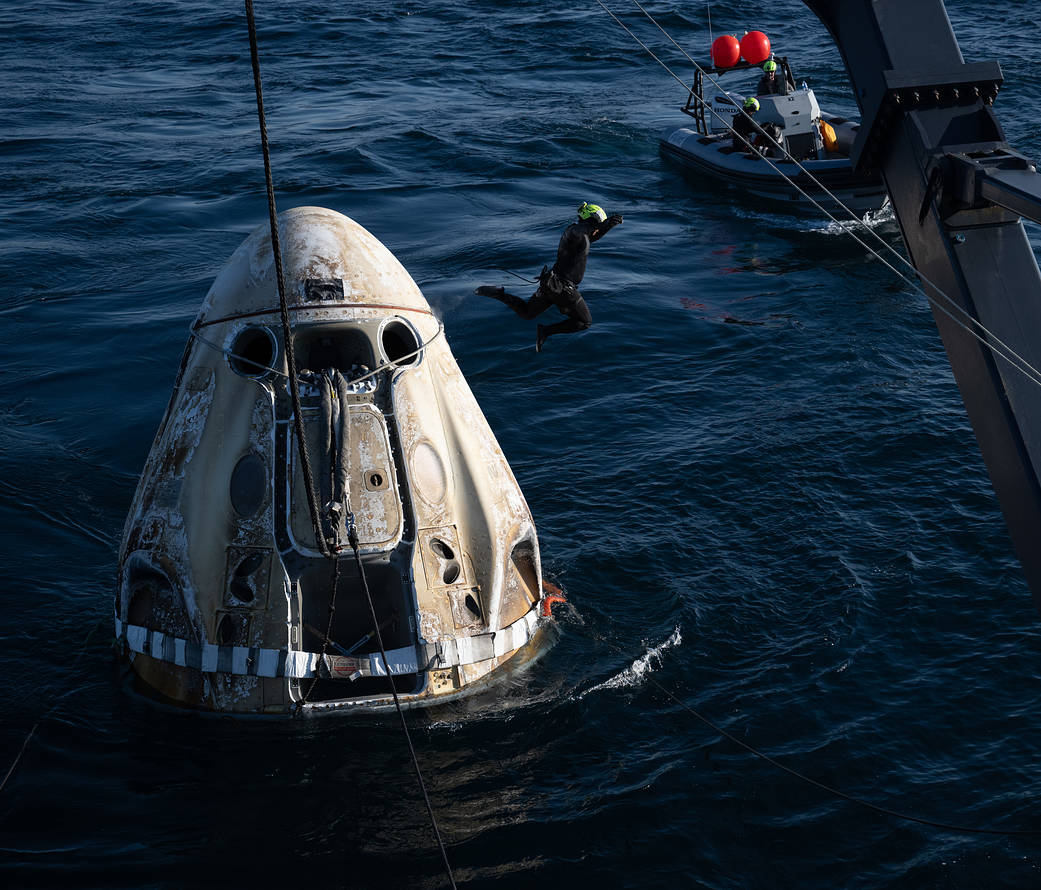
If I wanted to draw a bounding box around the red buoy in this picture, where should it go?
[740,30,771,65]
[711,34,741,69]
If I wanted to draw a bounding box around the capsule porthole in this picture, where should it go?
[380,319,420,367]
[229,327,276,378]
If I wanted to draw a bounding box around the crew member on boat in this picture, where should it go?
[732,97,760,153]
[475,202,622,352]
[759,121,785,158]
[756,59,787,96]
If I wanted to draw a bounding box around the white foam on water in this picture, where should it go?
[814,201,895,235]
[582,626,682,697]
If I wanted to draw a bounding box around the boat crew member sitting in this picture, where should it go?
[732,97,760,153]
[475,201,622,353]
[756,59,788,96]
[758,121,785,158]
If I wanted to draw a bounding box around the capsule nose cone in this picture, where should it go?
[196,207,431,325]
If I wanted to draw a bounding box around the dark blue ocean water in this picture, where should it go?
[4,1,1041,886]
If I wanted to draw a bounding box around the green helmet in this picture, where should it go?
[763,60,777,73]
[743,97,760,112]
[577,201,607,223]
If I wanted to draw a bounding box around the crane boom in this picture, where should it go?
[803,0,1041,609]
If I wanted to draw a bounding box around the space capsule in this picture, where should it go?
[116,207,550,713]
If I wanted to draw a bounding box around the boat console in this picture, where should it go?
[756,90,823,160]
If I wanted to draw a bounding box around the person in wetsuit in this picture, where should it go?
[732,97,760,152]
[757,59,784,95]
[475,201,623,352]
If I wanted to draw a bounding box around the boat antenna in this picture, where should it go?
[706,2,713,44]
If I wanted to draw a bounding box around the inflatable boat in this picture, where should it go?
[660,57,889,213]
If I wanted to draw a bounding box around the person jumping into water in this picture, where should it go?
[475,201,623,352]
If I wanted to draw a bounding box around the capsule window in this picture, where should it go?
[230,453,267,518]
[229,327,276,378]
[380,319,420,367]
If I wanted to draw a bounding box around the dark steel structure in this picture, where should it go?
[803,0,1041,609]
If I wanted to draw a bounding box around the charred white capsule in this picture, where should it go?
[117,207,551,714]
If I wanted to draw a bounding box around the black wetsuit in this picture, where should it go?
[758,70,793,96]
[732,111,757,151]
[757,73,781,95]
[484,215,622,344]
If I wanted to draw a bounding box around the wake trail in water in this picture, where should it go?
[581,626,682,697]
[812,203,895,235]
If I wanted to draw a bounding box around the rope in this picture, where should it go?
[0,724,37,795]
[302,548,342,704]
[597,0,1041,392]
[347,528,458,887]
[301,372,346,706]
[496,267,540,284]
[245,0,328,557]
[1,619,105,795]
[578,618,1041,838]
[242,5,455,884]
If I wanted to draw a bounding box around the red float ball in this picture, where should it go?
[740,31,771,65]
[711,35,741,69]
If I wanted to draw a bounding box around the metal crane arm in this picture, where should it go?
[803,0,1041,609]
